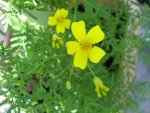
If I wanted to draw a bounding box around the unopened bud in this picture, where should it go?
[66,80,71,90]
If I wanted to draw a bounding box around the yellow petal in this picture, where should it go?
[56,23,65,33]
[104,86,109,92]
[87,25,104,44]
[102,91,107,96]
[60,40,63,45]
[48,16,57,26]
[71,21,86,42]
[95,85,100,92]
[55,9,60,17]
[73,49,88,69]
[52,42,55,48]
[59,8,68,18]
[66,41,80,55]
[97,92,102,97]
[56,43,59,48]
[88,46,105,63]
[64,19,71,29]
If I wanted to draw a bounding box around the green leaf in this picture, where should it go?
[0,99,8,106]
[0,30,6,36]
[0,89,7,95]
[7,105,17,113]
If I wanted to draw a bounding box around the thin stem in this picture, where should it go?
[69,64,73,79]
[55,63,72,79]
[74,0,78,21]
[37,54,66,69]
[87,64,96,77]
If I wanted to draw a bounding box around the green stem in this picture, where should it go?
[74,0,78,21]
[69,64,73,79]
[87,64,96,77]
[37,54,66,68]
[55,63,72,79]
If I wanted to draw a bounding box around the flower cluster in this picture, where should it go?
[48,8,109,97]
[48,8,71,48]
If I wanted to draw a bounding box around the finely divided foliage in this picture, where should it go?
[0,0,149,113]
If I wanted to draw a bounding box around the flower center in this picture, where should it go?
[54,39,59,44]
[80,41,92,50]
[57,16,64,22]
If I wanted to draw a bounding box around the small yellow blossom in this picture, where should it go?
[52,34,63,48]
[48,8,71,33]
[66,20,105,69]
[93,76,109,97]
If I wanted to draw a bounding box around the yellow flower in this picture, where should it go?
[52,34,63,48]
[66,21,105,69]
[93,76,109,97]
[48,8,71,33]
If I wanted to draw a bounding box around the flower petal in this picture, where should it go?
[71,21,86,42]
[48,16,57,26]
[73,49,88,69]
[103,85,109,92]
[56,23,65,33]
[64,19,71,29]
[87,25,104,44]
[66,41,80,55]
[88,46,105,63]
[59,8,68,18]
[55,9,60,17]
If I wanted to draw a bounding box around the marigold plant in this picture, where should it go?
[0,0,148,113]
